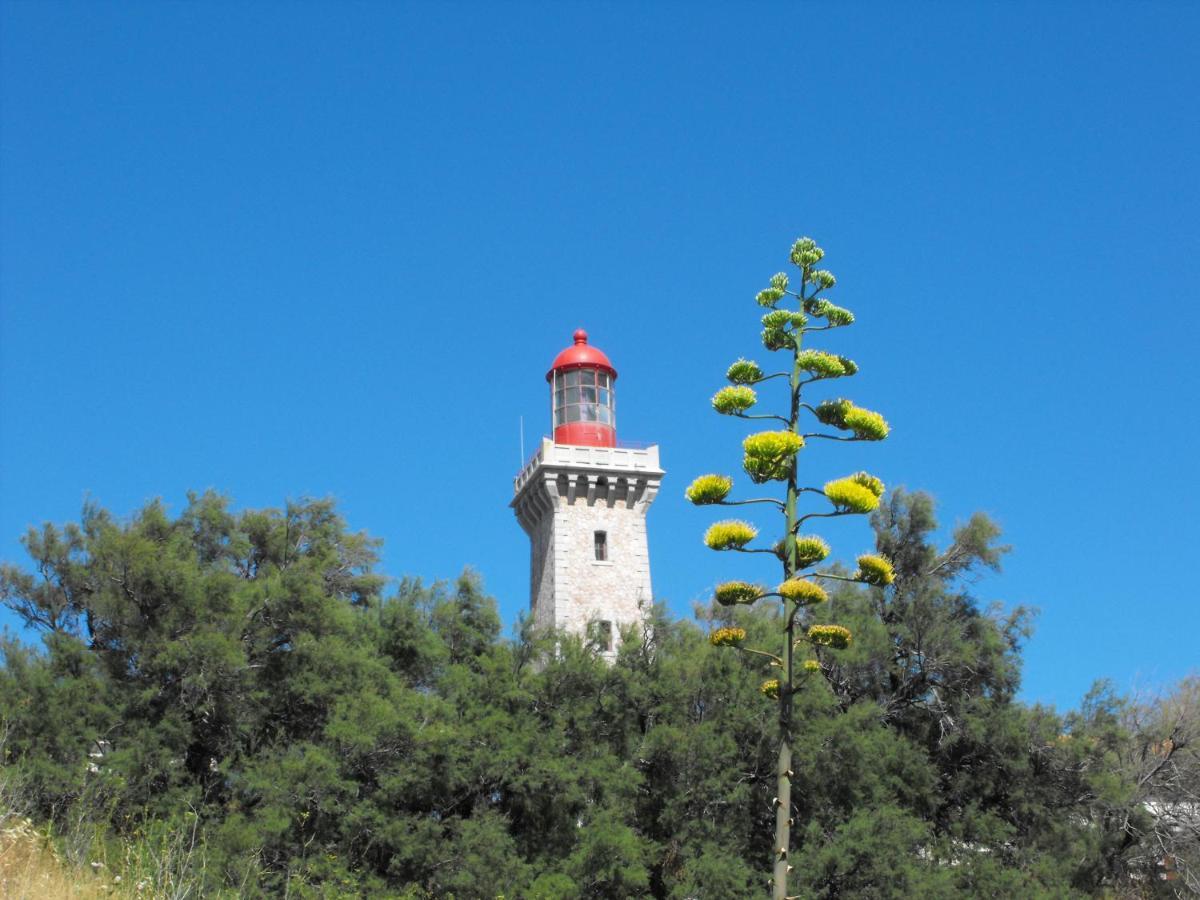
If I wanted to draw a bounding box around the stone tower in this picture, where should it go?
[511,330,664,657]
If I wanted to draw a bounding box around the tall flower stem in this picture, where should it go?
[773,293,804,900]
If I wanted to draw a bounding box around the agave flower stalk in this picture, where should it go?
[688,237,893,900]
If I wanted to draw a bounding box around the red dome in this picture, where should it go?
[546,329,617,381]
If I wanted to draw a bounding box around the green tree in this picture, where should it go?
[686,237,892,897]
[0,488,1158,896]
[1065,675,1200,896]
[1,493,403,893]
[791,489,1087,897]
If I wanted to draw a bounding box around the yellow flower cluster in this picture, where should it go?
[792,534,831,568]
[802,659,821,673]
[743,430,804,483]
[796,349,849,379]
[777,579,829,606]
[714,581,762,606]
[849,471,885,499]
[709,626,747,647]
[813,400,887,440]
[760,679,781,699]
[726,358,764,385]
[808,624,853,649]
[703,520,758,550]
[855,554,895,586]
[823,477,881,514]
[814,398,853,427]
[844,406,890,441]
[711,385,757,415]
[685,474,733,505]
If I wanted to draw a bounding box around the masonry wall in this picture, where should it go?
[529,512,556,633]
[513,439,663,655]
[552,499,652,649]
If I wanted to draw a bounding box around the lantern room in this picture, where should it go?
[547,329,617,447]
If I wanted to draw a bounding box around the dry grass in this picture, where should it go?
[0,809,208,900]
[0,814,114,899]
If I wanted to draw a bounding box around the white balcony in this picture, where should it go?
[513,438,662,495]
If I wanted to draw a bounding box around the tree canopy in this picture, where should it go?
[0,491,1191,897]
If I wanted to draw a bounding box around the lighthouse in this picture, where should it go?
[511,330,664,658]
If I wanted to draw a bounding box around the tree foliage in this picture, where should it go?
[0,491,1187,897]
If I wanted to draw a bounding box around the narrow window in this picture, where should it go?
[594,530,608,561]
[597,620,613,652]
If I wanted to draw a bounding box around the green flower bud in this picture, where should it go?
[759,308,809,338]
[823,477,881,513]
[709,626,747,646]
[855,554,895,586]
[726,358,764,384]
[802,659,821,673]
[796,350,847,378]
[714,581,763,606]
[824,304,855,326]
[712,385,757,415]
[769,272,789,292]
[843,406,889,440]
[778,579,829,606]
[803,298,853,326]
[848,471,885,498]
[742,431,804,483]
[756,287,785,307]
[814,398,852,428]
[703,520,758,550]
[808,624,852,649]
[789,237,824,268]
[761,309,792,330]
[809,269,837,289]
[761,328,792,352]
[837,356,859,376]
[684,474,733,505]
[792,535,831,568]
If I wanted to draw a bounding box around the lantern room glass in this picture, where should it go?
[552,369,615,428]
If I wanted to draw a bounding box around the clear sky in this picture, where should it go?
[2,1,1197,712]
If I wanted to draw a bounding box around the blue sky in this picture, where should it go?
[2,1,1196,712]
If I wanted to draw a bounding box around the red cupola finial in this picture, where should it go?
[547,329,617,447]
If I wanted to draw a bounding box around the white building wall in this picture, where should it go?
[512,439,663,656]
